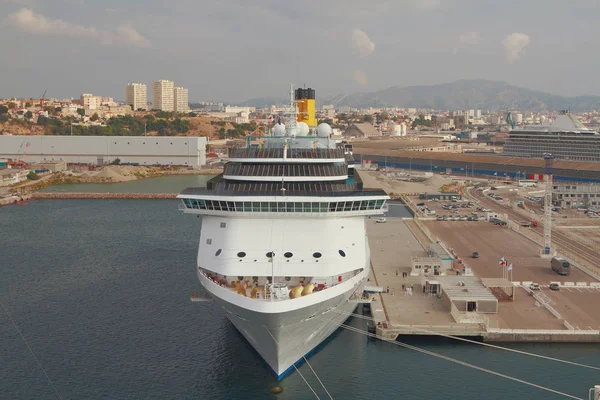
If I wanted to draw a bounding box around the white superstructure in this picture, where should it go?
[178,88,388,378]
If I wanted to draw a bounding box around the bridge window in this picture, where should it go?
[313,252,322,258]
[339,250,346,257]
[237,252,246,258]
[266,251,275,258]
[215,249,222,256]
[284,252,293,258]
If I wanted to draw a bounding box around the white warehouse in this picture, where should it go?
[0,135,207,166]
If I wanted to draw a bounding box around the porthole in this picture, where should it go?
[339,250,346,257]
[284,252,293,258]
[237,252,246,258]
[266,251,275,258]
[215,249,222,256]
[313,252,322,258]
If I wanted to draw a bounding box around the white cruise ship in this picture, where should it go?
[177,87,389,379]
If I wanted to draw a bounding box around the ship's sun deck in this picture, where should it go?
[199,267,361,301]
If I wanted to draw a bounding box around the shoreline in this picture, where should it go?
[9,167,221,193]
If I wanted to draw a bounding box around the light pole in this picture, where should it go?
[409,157,412,175]
[144,122,147,136]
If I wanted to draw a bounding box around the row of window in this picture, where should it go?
[182,199,386,212]
[214,250,346,258]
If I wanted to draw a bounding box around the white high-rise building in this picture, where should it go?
[174,86,189,112]
[125,83,147,111]
[152,80,174,111]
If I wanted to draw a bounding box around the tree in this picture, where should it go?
[7,102,16,109]
[0,114,8,122]
[25,111,33,119]
[110,158,121,165]
[90,113,99,122]
[0,105,8,114]
[55,107,62,113]
[27,171,39,180]
[188,112,197,117]
[37,115,49,125]
[77,108,85,117]
[25,102,32,108]
[16,110,24,116]
[362,115,374,123]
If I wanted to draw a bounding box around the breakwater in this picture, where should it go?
[33,192,177,200]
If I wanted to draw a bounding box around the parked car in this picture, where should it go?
[376,218,387,223]
[549,283,560,291]
[529,283,540,291]
[472,252,479,258]
[417,202,425,206]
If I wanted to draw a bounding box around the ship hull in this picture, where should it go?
[200,268,368,379]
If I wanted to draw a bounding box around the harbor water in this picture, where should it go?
[1,179,598,399]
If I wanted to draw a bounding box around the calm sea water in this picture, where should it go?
[1,183,598,399]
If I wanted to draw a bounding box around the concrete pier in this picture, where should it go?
[367,217,600,343]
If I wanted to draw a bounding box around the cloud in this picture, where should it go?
[409,0,441,11]
[503,32,531,64]
[353,70,368,86]
[459,31,481,46]
[351,28,375,58]
[7,8,150,48]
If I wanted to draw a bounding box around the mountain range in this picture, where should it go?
[242,80,600,111]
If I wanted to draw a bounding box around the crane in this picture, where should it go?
[542,153,554,255]
[505,112,515,129]
[40,90,47,108]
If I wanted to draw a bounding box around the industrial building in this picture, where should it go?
[344,124,381,138]
[419,192,461,201]
[503,112,600,162]
[553,183,600,208]
[0,135,207,166]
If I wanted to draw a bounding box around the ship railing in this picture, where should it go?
[199,268,362,301]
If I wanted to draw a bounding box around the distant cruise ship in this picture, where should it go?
[504,112,600,162]
[177,87,389,378]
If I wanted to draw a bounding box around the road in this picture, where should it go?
[468,187,600,273]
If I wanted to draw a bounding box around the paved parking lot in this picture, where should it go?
[425,220,600,330]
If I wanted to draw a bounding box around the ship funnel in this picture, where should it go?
[295,88,317,127]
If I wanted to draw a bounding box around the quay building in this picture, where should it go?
[553,183,600,209]
[503,112,600,162]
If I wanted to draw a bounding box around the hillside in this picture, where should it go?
[321,80,600,111]
[0,115,255,139]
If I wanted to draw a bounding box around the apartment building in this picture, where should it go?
[80,93,101,110]
[125,83,147,111]
[152,80,174,111]
[173,86,189,112]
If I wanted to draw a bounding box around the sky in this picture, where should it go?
[1,0,600,102]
